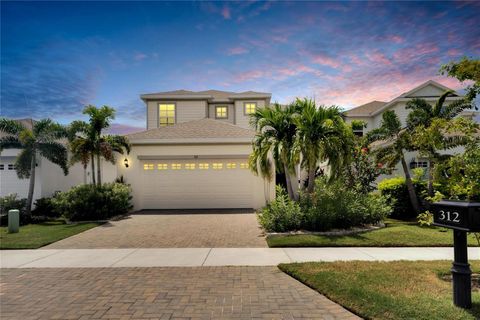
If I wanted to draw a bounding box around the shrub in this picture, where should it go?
[0,194,28,225]
[378,176,426,220]
[417,210,434,227]
[52,183,133,221]
[300,178,391,231]
[257,186,303,232]
[32,196,60,219]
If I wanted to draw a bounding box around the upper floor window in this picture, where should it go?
[215,106,228,119]
[159,104,175,126]
[244,102,256,115]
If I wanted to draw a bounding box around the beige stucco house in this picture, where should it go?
[344,80,479,178]
[118,90,274,210]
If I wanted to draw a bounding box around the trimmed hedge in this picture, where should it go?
[378,176,426,220]
[52,183,133,221]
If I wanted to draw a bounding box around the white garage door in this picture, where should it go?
[0,157,29,198]
[140,159,254,209]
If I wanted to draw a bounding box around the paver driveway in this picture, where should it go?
[0,266,359,319]
[45,210,267,248]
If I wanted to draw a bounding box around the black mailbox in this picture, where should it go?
[431,200,480,232]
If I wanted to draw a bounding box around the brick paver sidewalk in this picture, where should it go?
[45,211,267,249]
[0,266,359,319]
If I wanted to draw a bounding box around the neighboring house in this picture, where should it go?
[0,119,117,202]
[119,90,274,210]
[344,80,479,178]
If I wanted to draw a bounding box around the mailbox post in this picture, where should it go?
[432,200,480,309]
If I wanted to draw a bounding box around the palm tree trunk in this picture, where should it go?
[90,154,96,185]
[307,165,316,193]
[400,156,421,215]
[26,152,36,217]
[283,163,295,200]
[96,154,102,185]
[427,160,434,197]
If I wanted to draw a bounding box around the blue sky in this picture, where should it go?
[1,1,479,133]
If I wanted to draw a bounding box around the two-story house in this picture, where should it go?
[117,90,274,210]
[344,80,479,179]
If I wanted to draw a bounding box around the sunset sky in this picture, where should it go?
[1,1,479,133]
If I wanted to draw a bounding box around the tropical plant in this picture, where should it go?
[249,103,300,199]
[366,110,421,214]
[440,57,480,102]
[0,118,68,215]
[68,105,130,186]
[294,98,353,193]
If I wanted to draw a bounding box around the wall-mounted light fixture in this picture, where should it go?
[124,158,129,168]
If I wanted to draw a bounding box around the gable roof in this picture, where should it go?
[345,80,463,117]
[140,89,271,103]
[125,118,255,144]
[343,101,387,117]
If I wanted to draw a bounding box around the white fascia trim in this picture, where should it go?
[130,138,253,145]
[370,96,465,117]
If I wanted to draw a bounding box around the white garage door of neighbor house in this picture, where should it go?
[140,159,254,209]
[0,158,29,198]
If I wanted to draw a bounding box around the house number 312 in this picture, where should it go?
[439,210,461,223]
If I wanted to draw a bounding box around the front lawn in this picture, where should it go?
[0,220,100,249]
[279,260,480,320]
[267,219,480,247]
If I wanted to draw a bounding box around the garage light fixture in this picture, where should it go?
[124,158,129,168]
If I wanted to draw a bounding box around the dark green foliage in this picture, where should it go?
[258,186,302,232]
[299,178,392,231]
[0,194,28,225]
[258,178,392,232]
[32,196,60,219]
[52,183,133,221]
[378,177,426,220]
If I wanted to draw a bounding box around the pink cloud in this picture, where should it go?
[221,6,231,19]
[366,51,391,66]
[311,53,341,69]
[388,35,405,44]
[236,69,267,82]
[227,46,249,55]
[392,43,439,64]
[134,53,147,61]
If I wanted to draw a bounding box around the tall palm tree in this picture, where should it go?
[68,105,130,186]
[366,110,421,214]
[295,98,353,193]
[0,118,69,215]
[249,103,300,199]
[406,91,473,196]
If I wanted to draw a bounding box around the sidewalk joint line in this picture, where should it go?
[201,248,213,266]
[16,249,65,268]
[108,248,139,267]
[282,248,293,263]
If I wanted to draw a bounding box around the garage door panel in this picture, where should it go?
[140,159,255,209]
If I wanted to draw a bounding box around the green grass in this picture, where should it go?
[0,220,101,249]
[279,260,480,320]
[267,219,480,247]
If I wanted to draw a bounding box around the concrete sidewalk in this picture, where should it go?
[1,247,479,268]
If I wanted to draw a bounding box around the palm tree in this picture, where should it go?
[68,105,130,186]
[406,91,473,196]
[0,118,69,215]
[295,98,353,193]
[249,103,300,199]
[366,110,421,214]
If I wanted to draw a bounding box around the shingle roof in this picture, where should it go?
[126,118,255,141]
[140,89,271,102]
[344,101,387,116]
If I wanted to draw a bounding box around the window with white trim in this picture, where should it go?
[215,106,228,119]
[240,163,249,169]
[244,102,256,115]
[159,104,175,126]
[226,163,236,169]
[199,163,209,170]
[0,164,4,170]
[8,164,15,170]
